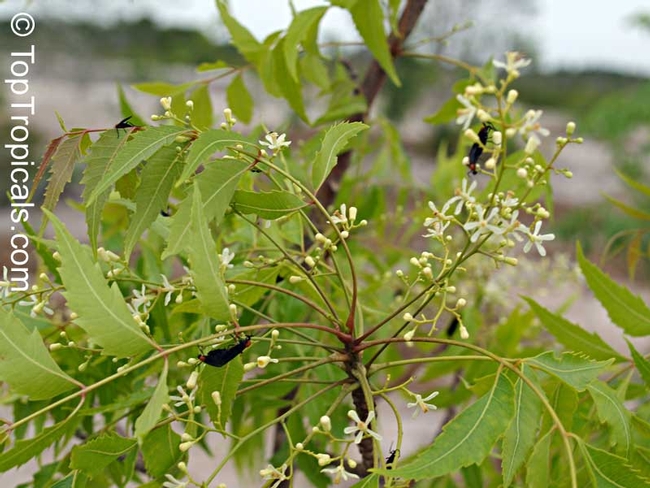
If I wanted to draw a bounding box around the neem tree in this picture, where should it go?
[2,1,650,487]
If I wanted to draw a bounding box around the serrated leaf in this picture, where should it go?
[141,425,182,478]
[43,134,83,212]
[502,366,543,487]
[526,351,613,391]
[0,414,80,472]
[226,74,253,124]
[525,429,553,488]
[232,189,306,219]
[579,440,650,487]
[386,374,514,480]
[524,297,626,362]
[284,7,328,81]
[197,358,244,427]
[45,209,155,358]
[348,0,400,86]
[188,184,230,321]
[0,306,76,400]
[70,433,137,478]
[189,84,213,131]
[164,159,249,258]
[577,242,650,336]
[216,0,263,64]
[134,363,169,441]
[177,129,251,184]
[311,122,368,190]
[627,340,650,388]
[587,381,631,454]
[124,145,184,258]
[87,126,187,203]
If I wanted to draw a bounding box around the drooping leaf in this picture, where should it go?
[311,122,368,191]
[602,193,650,221]
[197,358,244,428]
[87,126,187,203]
[587,381,631,454]
[578,440,650,487]
[216,0,263,64]
[526,351,613,391]
[45,209,155,358]
[141,425,183,478]
[42,134,83,213]
[70,433,137,478]
[226,73,253,124]
[502,366,543,487]
[284,7,328,81]
[0,306,76,400]
[386,374,514,480]
[627,339,650,388]
[187,184,231,321]
[577,242,650,336]
[525,429,553,488]
[232,189,306,220]
[134,362,170,441]
[523,297,626,362]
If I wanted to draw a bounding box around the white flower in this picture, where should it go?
[256,355,279,368]
[520,109,550,139]
[330,203,349,225]
[463,205,503,242]
[493,51,531,77]
[260,463,289,487]
[160,274,175,306]
[219,248,235,271]
[128,284,151,314]
[344,410,382,444]
[455,94,477,130]
[169,385,195,408]
[407,391,440,419]
[162,474,188,488]
[321,464,360,484]
[423,220,450,240]
[259,132,291,152]
[160,97,172,111]
[446,178,478,215]
[523,220,555,256]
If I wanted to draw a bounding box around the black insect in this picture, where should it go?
[386,448,399,469]
[115,116,136,137]
[467,122,495,175]
[197,335,252,367]
[446,316,459,337]
[160,207,171,217]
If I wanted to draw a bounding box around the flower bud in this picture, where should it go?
[160,97,172,110]
[257,356,272,368]
[295,442,304,451]
[186,371,199,390]
[186,100,194,110]
[524,137,540,155]
[404,329,415,341]
[516,167,528,179]
[492,131,502,145]
[178,461,188,473]
[289,276,304,284]
[271,329,280,339]
[348,459,357,469]
[349,206,357,222]
[316,453,331,466]
[179,441,193,452]
[464,128,480,144]
[506,89,519,104]
[403,312,413,321]
[320,415,332,432]
[49,343,62,351]
[456,298,467,308]
[484,157,496,170]
[459,324,470,340]
[505,128,517,138]
[212,391,222,406]
[566,121,576,136]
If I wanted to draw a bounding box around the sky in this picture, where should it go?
[1,0,649,76]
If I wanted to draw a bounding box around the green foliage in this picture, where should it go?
[2,3,649,488]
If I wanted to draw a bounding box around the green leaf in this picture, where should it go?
[350,473,380,487]
[226,74,253,124]
[43,134,83,213]
[216,0,263,64]
[272,38,308,122]
[117,84,146,127]
[284,7,328,81]
[526,351,613,391]
[627,340,650,388]
[523,297,626,362]
[163,159,249,258]
[141,425,182,478]
[348,0,400,86]
[615,167,650,198]
[0,306,76,400]
[502,366,543,487]
[187,184,231,321]
[578,440,650,487]
[131,80,195,97]
[87,126,187,203]
[134,363,170,441]
[232,189,306,220]
[70,433,137,478]
[198,358,244,427]
[0,414,80,472]
[386,374,514,480]
[577,242,650,336]
[177,129,251,184]
[124,144,184,258]
[197,60,229,72]
[45,209,154,358]
[587,381,631,454]
[424,95,462,125]
[189,84,213,131]
[311,122,368,191]
[603,193,650,221]
[525,429,553,488]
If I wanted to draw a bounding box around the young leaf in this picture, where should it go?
[232,189,307,220]
[141,425,183,478]
[525,351,613,391]
[87,126,187,203]
[578,440,650,487]
[525,429,553,488]
[134,362,170,441]
[502,366,543,487]
[284,7,328,81]
[587,381,631,454]
[45,209,155,358]
[226,74,253,124]
[187,184,231,322]
[0,306,76,400]
[386,374,514,480]
[198,358,244,428]
[577,242,650,336]
[311,122,368,191]
[70,433,137,478]
[627,339,650,388]
[42,134,83,213]
[523,297,626,362]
